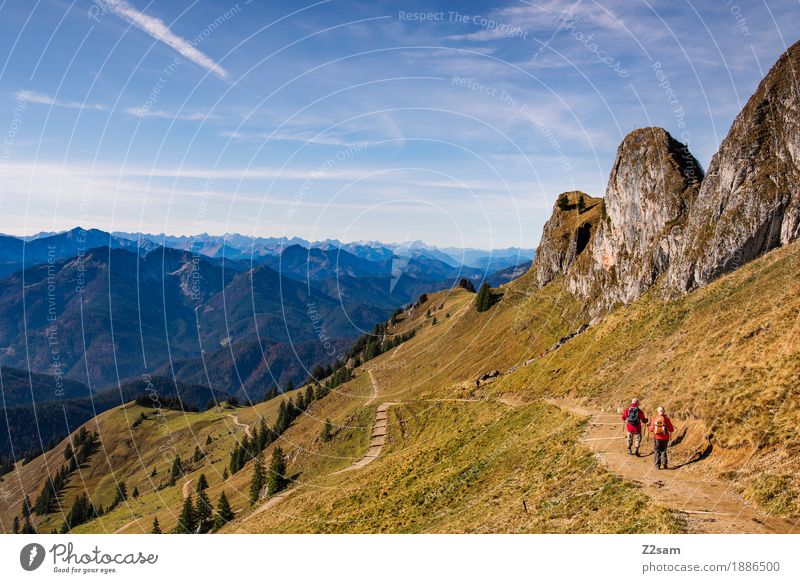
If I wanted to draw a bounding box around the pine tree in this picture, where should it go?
[205,434,213,446]
[21,517,36,534]
[240,434,254,466]
[195,490,213,533]
[285,379,294,393]
[222,467,229,480]
[264,384,279,401]
[193,445,204,463]
[12,516,20,534]
[321,419,333,442]
[249,451,266,503]
[63,442,73,461]
[175,494,196,534]
[114,481,128,505]
[267,447,288,495]
[150,466,157,477]
[131,486,139,499]
[65,493,94,530]
[196,473,209,493]
[304,386,315,408]
[475,282,493,313]
[212,491,234,531]
[170,456,183,486]
[21,495,31,518]
[258,418,274,451]
[34,479,54,515]
[229,443,241,474]
[274,401,289,435]
[151,517,162,534]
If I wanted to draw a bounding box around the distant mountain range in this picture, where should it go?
[108,230,533,271]
[0,227,532,459]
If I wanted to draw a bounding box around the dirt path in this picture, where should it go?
[249,487,298,518]
[365,369,379,406]
[249,369,395,519]
[113,517,141,534]
[333,401,399,474]
[182,478,193,499]
[228,413,254,439]
[549,399,798,534]
[242,340,511,523]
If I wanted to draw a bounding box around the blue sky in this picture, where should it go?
[0,0,797,248]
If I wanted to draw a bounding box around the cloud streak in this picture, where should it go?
[100,0,230,80]
[16,90,106,110]
[124,106,211,121]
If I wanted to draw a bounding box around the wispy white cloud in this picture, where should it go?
[222,129,368,147]
[100,0,229,80]
[502,1,627,34]
[16,90,106,110]
[443,1,629,44]
[124,106,211,121]
[222,111,407,148]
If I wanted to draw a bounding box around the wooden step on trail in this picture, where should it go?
[333,401,400,474]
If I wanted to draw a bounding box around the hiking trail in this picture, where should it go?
[228,414,254,439]
[365,369,379,406]
[333,401,399,474]
[182,478,193,499]
[248,368,396,521]
[112,516,141,534]
[549,399,798,534]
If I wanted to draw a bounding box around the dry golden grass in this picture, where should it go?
[235,399,683,533]
[490,242,800,517]
[4,240,798,532]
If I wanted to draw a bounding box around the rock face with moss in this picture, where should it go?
[566,128,702,309]
[665,40,800,293]
[530,191,603,288]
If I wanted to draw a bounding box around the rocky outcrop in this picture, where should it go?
[531,191,602,287]
[531,40,800,312]
[665,40,800,292]
[455,277,476,292]
[568,128,702,308]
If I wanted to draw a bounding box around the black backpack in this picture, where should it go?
[626,406,641,426]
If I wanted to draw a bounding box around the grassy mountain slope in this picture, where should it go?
[229,241,800,530]
[3,241,798,533]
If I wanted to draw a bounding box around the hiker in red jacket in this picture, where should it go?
[621,399,648,456]
[649,406,675,470]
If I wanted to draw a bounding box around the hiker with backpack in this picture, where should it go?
[621,399,648,456]
[649,406,675,470]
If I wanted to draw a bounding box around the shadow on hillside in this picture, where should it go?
[670,428,688,447]
[490,290,505,308]
[672,437,713,469]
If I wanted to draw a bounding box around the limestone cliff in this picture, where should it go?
[531,40,800,313]
[567,128,702,309]
[665,40,800,292]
